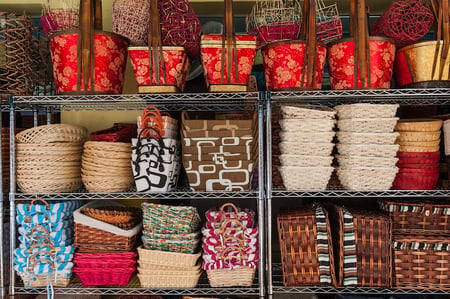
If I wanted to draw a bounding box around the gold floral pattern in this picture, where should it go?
[128,48,190,91]
[327,39,395,89]
[50,33,128,94]
[262,42,327,90]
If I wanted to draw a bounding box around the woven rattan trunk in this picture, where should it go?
[328,205,391,287]
[277,205,336,287]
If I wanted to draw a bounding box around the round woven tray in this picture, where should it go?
[396,139,440,147]
[15,166,81,176]
[81,160,133,173]
[279,154,334,167]
[337,143,399,158]
[279,166,334,190]
[279,119,336,132]
[398,144,440,152]
[279,141,335,156]
[82,176,134,193]
[337,117,399,133]
[280,104,336,119]
[335,103,399,119]
[16,161,81,168]
[17,178,82,193]
[395,119,443,132]
[337,155,398,168]
[81,206,141,224]
[336,131,399,145]
[16,142,83,150]
[396,130,441,142]
[337,167,398,190]
[279,131,335,143]
[15,124,87,144]
[15,154,82,163]
[84,141,132,152]
[82,155,131,167]
[83,148,132,159]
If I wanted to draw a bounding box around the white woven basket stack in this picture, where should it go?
[335,104,400,190]
[278,105,336,190]
[15,124,87,193]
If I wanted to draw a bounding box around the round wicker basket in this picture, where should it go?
[395,119,443,132]
[15,124,87,144]
[335,103,399,119]
[337,118,399,133]
[396,130,441,142]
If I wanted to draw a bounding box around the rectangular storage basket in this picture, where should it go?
[277,205,336,287]
[74,223,138,252]
[327,205,391,287]
[379,199,450,235]
[393,235,450,290]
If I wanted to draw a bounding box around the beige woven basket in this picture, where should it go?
[335,103,399,119]
[19,273,70,288]
[279,141,335,156]
[279,154,334,167]
[15,124,87,144]
[337,167,398,190]
[279,166,334,190]
[336,131,399,145]
[84,141,132,151]
[395,119,443,132]
[398,145,440,152]
[337,118,399,133]
[444,119,450,155]
[280,104,336,119]
[396,139,440,147]
[279,119,336,132]
[138,265,201,276]
[279,131,335,143]
[336,155,398,168]
[82,176,134,193]
[16,160,81,168]
[82,155,131,167]
[138,262,198,271]
[336,143,399,158]
[138,272,201,288]
[207,267,256,287]
[15,154,82,163]
[396,130,441,142]
[137,246,201,268]
[81,160,133,173]
[17,178,82,193]
[82,149,132,160]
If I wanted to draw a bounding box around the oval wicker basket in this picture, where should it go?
[398,144,440,152]
[337,131,399,144]
[279,141,335,156]
[395,119,443,132]
[81,206,141,224]
[279,119,336,132]
[280,104,336,119]
[279,166,334,190]
[335,103,399,119]
[337,117,399,133]
[279,131,335,143]
[15,124,87,144]
[396,139,440,147]
[336,143,399,158]
[396,130,441,142]
[337,155,398,168]
[337,167,398,190]
[279,154,334,167]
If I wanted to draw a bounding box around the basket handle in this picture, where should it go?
[29,198,50,211]
[221,0,238,84]
[147,0,167,85]
[94,0,102,30]
[299,0,318,88]
[28,257,55,272]
[431,0,450,80]
[28,248,56,262]
[218,245,248,260]
[77,0,96,92]
[350,0,371,88]
[219,218,246,231]
[28,224,51,236]
[27,241,56,254]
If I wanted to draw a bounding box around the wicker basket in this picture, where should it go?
[277,205,336,286]
[335,103,399,119]
[279,118,336,132]
[280,104,336,119]
[138,271,201,288]
[206,266,256,287]
[393,235,450,290]
[74,267,135,286]
[337,167,398,190]
[395,119,443,132]
[81,176,134,193]
[15,124,87,144]
[17,177,82,193]
[397,130,441,142]
[336,131,399,144]
[398,144,440,152]
[279,154,334,167]
[74,223,138,251]
[81,206,141,225]
[327,205,391,287]
[142,235,199,253]
[137,246,201,268]
[336,155,398,168]
[279,166,334,190]
[19,273,71,288]
[142,203,201,234]
[378,199,450,235]
[279,141,335,156]
[397,139,441,147]
[336,143,399,158]
[337,118,399,133]
[279,131,335,143]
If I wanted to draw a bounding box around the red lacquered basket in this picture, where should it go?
[396,151,441,164]
[89,123,138,143]
[392,170,439,190]
[74,267,135,286]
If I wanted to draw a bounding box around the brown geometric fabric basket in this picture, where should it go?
[379,199,450,236]
[327,205,391,287]
[277,204,336,287]
[393,235,450,290]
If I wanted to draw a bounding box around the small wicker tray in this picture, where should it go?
[396,139,440,147]
[398,144,440,152]
[138,271,201,288]
[337,118,399,133]
[137,246,201,268]
[335,103,399,119]
[81,206,141,225]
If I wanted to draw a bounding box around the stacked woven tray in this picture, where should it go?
[82,141,133,193]
[393,119,442,189]
[15,124,87,193]
[335,104,399,190]
[278,105,336,190]
[138,203,202,288]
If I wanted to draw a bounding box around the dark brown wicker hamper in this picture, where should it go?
[327,205,391,287]
[277,204,336,287]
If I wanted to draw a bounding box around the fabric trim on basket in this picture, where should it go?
[342,208,357,286]
[393,241,450,251]
[379,202,450,215]
[315,206,332,285]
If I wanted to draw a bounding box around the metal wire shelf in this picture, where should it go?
[271,188,450,198]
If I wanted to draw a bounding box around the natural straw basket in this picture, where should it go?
[398,144,440,152]
[81,206,141,225]
[17,178,82,193]
[138,271,201,288]
[279,166,334,190]
[396,130,441,142]
[337,167,398,190]
[137,246,201,268]
[335,103,399,119]
[280,131,335,143]
[336,143,399,158]
[279,119,336,132]
[279,142,335,156]
[280,105,336,119]
[279,154,334,167]
[15,124,87,143]
[206,267,256,287]
[337,118,399,133]
[336,132,399,144]
[336,155,398,168]
[396,139,440,147]
[395,119,443,132]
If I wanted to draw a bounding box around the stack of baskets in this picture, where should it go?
[137,203,202,288]
[379,199,450,290]
[15,124,87,193]
[277,204,336,286]
[73,200,141,286]
[278,105,336,190]
[335,104,400,190]
[14,198,82,288]
[393,119,442,189]
[202,203,258,287]
[271,110,284,188]
[81,141,133,193]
